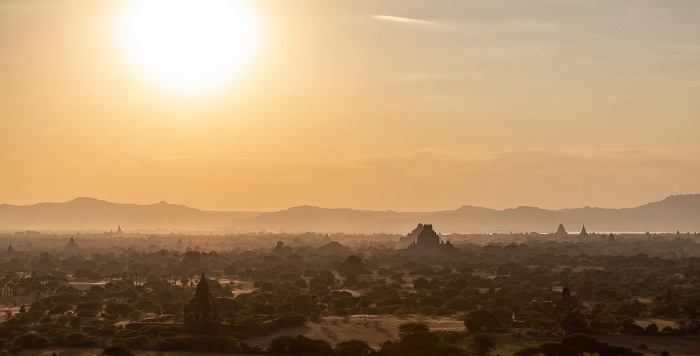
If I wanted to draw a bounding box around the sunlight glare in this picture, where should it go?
[117,0,261,95]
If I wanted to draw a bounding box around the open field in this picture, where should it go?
[247,314,465,349]
[596,334,700,356]
[247,314,700,355]
[633,317,682,330]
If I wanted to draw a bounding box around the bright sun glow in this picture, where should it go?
[117,0,261,95]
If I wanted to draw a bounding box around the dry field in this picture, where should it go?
[246,314,700,356]
[596,334,700,356]
[0,305,20,323]
[633,316,682,330]
[247,314,465,349]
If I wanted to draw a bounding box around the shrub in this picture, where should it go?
[124,335,149,349]
[269,334,333,355]
[276,314,307,328]
[13,333,49,349]
[101,345,135,356]
[335,339,374,356]
[64,332,86,347]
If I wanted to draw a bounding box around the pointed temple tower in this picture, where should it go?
[555,284,575,314]
[66,237,78,249]
[579,225,588,237]
[554,224,569,238]
[184,273,220,330]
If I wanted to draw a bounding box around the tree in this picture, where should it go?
[101,345,135,356]
[514,335,643,356]
[65,332,87,347]
[464,310,500,333]
[13,333,49,349]
[105,302,134,317]
[560,308,590,334]
[560,334,598,354]
[514,346,543,356]
[335,339,375,356]
[269,334,333,355]
[48,302,72,315]
[469,334,497,356]
[380,323,461,356]
[194,320,221,335]
[413,277,430,291]
[645,323,659,335]
[223,264,237,276]
[398,322,430,338]
[338,255,369,277]
[343,273,360,288]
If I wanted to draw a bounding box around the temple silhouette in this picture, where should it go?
[404,224,453,252]
[554,224,569,238]
[184,273,221,330]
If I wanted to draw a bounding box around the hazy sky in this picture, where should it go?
[2,0,699,212]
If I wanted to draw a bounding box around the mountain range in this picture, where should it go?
[1,195,699,234]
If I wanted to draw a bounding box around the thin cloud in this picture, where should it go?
[374,15,437,26]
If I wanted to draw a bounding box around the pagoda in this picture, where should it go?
[184,273,221,331]
[579,225,588,236]
[554,224,569,238]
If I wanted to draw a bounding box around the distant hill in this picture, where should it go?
[1,195,699,233]
[0,197,258,231]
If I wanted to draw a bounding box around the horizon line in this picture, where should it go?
[2,193,697,213]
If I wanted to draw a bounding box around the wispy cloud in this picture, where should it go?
[374,15,437,26]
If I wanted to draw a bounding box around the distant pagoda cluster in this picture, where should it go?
[554,224,588,238]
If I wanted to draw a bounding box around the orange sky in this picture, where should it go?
[1,0,699,212]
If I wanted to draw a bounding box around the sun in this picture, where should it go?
[116,0,261,95]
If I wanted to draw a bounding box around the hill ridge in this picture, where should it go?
[1,194,698,233]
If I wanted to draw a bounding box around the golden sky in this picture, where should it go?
[1,0,699,212]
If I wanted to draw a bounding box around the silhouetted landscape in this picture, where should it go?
[2,194,699,234]
[1,212,700,355]
[4,0,700,355]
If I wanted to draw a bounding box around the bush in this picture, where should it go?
[101,345,135,356]
[124,335,149,349]
[276,314,307,329]
[14,333,49,349]
[158,335,243,353]
[49,302,72,315]
[514,346,543,356]
[269,334,333,355]
[335,339,374,356]
[464,309,500,333]
[64,332,87,347]
[645,323,659,335]
[193,320,221,335]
